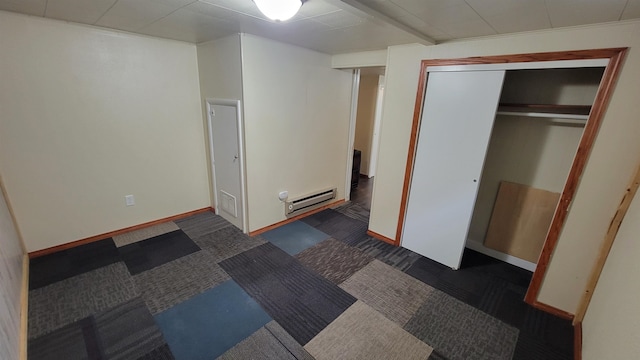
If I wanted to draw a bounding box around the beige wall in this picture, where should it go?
[354,74,379,176]
[368,20,640,313]
[240,34,352,232]
[582,185,640,359]
[0,179,25,360]
[331,49,388,68]
[0,12,210,252]
[196,35,244,207]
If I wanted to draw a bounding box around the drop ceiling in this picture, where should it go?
[1,0,638,54]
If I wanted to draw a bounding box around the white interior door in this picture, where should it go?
[209,103,244,230]
[402,70,505,269]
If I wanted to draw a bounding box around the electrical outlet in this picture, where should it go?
[125,195,135,206]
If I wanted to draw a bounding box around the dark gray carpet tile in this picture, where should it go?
[264,321,315,360]
[94,297,167,360]
[194,225,266,262]
[118,230,200,275]
[28,318,92,360]
[333,201,370,223]
[428,350,449,360]
[219,243,357,345]
[295,238,374,285]
[404,291,519,360]
[29,238,121,290]
[513,331,572,360]
[303,209,369,246]
[175,212,233,239]
[217,327,298,360]
[133,251,230,314]
[137,344,175,360]
[28,262,139,339]
[477,279,529,328]
[520,307,574,354]
[351,237,421,271]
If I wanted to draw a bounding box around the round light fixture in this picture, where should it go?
[253,0,303,22]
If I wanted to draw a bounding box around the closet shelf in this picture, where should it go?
[497,104,591,121]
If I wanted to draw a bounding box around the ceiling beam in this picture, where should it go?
[335,0,435,45]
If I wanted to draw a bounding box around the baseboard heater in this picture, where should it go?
[285,188,336,217]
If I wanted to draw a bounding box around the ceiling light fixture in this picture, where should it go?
[253,0,304,22]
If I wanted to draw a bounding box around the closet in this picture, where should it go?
[399,51,623,274]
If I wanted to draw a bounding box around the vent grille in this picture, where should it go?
[285,188,336,217]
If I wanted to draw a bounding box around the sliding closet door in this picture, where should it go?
[402,70,505,269]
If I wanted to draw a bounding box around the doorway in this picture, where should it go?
[342,67,385,223]
[206,99,247,232]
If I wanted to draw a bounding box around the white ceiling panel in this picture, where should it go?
[546,0,627,27]
[45,0,118,24]
[0,0,46,16]
[96,0,195,32]
[622,0,640,20]
[1,0,640,54]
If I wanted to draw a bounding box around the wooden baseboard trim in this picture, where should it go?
[249,199,345,237]
[574,321,582,360]
[20,254,29,360]
[28,207,215,258]
[529,299,575,321]
[366,230,397,246]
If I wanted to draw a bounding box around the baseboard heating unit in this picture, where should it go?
[285,188,337,217]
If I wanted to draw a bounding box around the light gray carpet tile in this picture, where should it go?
[194,226,266,262]
[133,251,230,314]
[217,324,310,360]
[175,212,233,239]
[333,201,370,223]
[339,260,435,326]
[112,222,180,247]
[94,297,167,360]
[28,262,139,339]
[304,301,433,360]
[404,291,519,360]
[295,238,374,285]
[264,321,315,360]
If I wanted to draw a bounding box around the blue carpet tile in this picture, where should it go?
[118,230,200,275]
[219,242,357,345]
[260,220,330,255]
[29,238,121,290]
[154,280,271,360]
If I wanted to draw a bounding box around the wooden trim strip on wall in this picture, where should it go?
[574,162,640,324]
[249,199,345,237]
[531,300,574,321]
[20,254,29,360]
[367,230,395,245]
[395,48,628,315]
[28,207,215,258]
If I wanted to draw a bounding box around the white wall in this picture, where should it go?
[196,35,244,207]
[0,180,25,360]
[0,12,210,252]
[354,74,379,176]
[331,49,388,68]
[582,187,640,359]
[368,20,640,313]
[240,34,353,232]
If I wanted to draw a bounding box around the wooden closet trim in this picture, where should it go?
[395,48,628,311]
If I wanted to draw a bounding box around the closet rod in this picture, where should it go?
[496,110,588,122]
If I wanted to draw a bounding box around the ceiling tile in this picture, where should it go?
[312,9,366,28]
[96,0,192,32]
[621,0,640,20]
[296,0,342,18]
[0,0,46,16]
[546,0,627,27]
[395,14,450,40]
[438,18,497,38]
[197,0,265,19]
[45,0,118,24]
[467,0,551,34]
[138,7,236,43]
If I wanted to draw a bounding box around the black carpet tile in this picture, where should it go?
[427,350,449,360]
[29,238,121,290]
[219,243,357,345]
[512,331,572,360]
[29,297,169,360]
[301,209,369,246]
[352,236,422,271]
[118,230,200,275]
[137,344,175,360]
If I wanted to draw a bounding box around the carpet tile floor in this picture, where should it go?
[28,209,574,359]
